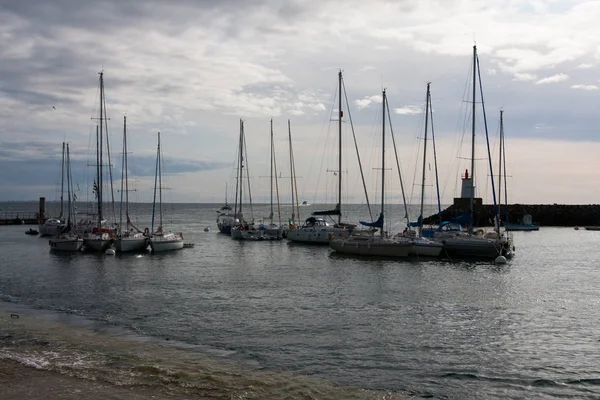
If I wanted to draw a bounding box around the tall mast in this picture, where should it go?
[419,83,431,238]
[502,111,508,208]
[66,143,71,226]
[270,119,274,224]
[380,89,386,237]
[239,120,244,216]
[288,119,295,224]
[119,117,125,231]
[151,132,159,233]
[60,142,65,219]
[124,116,130,222]
[469,45,476,234]
[337,70,343,225]
[158,132,163,229]
[498,110,503,227]
[98,72,104,228]
[272,125,282,227]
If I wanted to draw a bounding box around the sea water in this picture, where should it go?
[1,202,599,399]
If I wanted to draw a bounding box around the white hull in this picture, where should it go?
[287,226,346,244]
[114,236,148,252]
[150,233,184,252]
[330,236,412,257]
[49,236,83,252]
[83,234,113,252]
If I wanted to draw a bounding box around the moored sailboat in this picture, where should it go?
[40,142,66,236]
[114,116,148,252]
[149,132,184,252]
[330,89,412,257]
[49,143,83,252]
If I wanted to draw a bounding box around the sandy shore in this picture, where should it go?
[0,359,199,400]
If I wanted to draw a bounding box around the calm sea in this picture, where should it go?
[1,202,599,399]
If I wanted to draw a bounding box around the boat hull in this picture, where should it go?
[287,227,346,244]
[217,223,232,235]
[114,236,148,252]
[411,239,443,257]
[440,236,510,259]
[330,237,412,257]
[150,234,183,253]
[504,223,539,231]
[83,236,113,252]
[49,237,83,252]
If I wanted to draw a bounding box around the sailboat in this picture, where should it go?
[409,83,443,257]
[114,116,148,252]
[149,132,184,252]
[49,143,84,252]
[40,142,66,236]
[330,89,412,257]
[497,111,539,232]
[437,46,513,259]
[258,119,284,239]
[83,72,115,252]
[287,71,355,244]
[216,184,235,234]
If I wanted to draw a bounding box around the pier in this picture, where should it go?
[0,197,45,226]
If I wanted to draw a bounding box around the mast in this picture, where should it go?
[98,72,104,229]
[429,89,443,224]
[239,120,244,216]
[270,119,274,224]
[158,132,163,229]
[119,116,125,232]
[337,70,343,225]
[469,45,476,234]
[60,142,65,219]
[288,120,295,224]
[419,83,431,238]
[124,116,130,223]
[498,110,503,227]
[151,132,159,233]
[502,112,508,209]
[380,89,386,236]
[272,125,282,227]
[66,143,72,226]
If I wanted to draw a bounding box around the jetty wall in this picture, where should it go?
[422,202,600,227]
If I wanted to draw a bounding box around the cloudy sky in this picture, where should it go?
[1,0,599,206]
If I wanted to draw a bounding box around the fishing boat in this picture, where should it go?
[437,46,513,259]
[114,116,148,252]
[331,89,412,257]
[83,72,115,252]
[288,71,354,244]
[149,132,184,252]
[39,142,66,236]
[49,143,84,252]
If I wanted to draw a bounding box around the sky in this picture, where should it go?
[1,0,599,206]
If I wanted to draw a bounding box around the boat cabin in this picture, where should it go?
[301,217,330,228]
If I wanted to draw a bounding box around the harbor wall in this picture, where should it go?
[422,200,600,227]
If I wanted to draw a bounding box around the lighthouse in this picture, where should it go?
[454,168,482,209]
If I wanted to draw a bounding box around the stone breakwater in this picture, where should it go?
[423,203,600,227]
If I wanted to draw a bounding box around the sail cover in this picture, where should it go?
[312,203,341,216]
[408,215,422,227]
[360,213,383,228]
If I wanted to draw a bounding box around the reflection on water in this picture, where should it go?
[1,203,600,399]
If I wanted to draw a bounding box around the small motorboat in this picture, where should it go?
[25,228,39,235]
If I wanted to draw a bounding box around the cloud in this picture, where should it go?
[394,105,422,115]
[512,72,537,82]
[354,95,382,109]
[571,84,598,91]
[535,73,569,85]
[577,63,594,69]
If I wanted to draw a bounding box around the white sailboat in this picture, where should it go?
[437,46,513,259]
[114,116,148,252]
[83,72,115,252]
[409,83,443,257]
[330,89,412,257]
[287,71,354,244]
[49,143,84,252]
[149,132,184,252]
[40,142,66,236]
[258,119,284,239]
